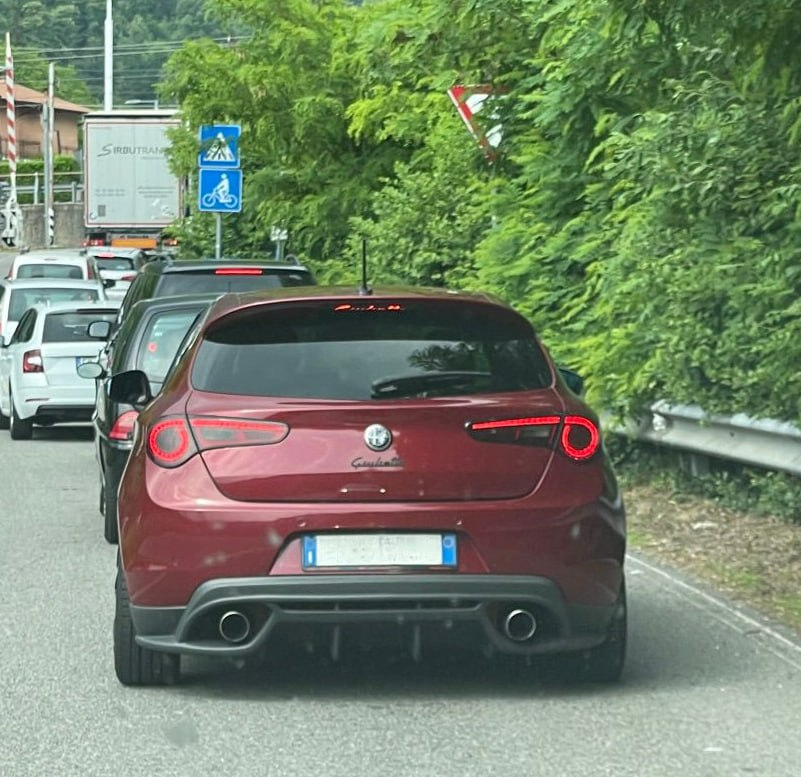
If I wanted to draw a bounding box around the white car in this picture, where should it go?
[0,277,109,343]
[85,247,148,300]
[0,301,118,439]
[6,249,96,281]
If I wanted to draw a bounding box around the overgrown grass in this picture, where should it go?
[608,437,801,525]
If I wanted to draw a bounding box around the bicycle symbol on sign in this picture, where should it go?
[201,173,239,209]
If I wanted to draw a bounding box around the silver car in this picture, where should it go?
[0,277,108,343]
[0,300,119,439]
[85,247,149,300]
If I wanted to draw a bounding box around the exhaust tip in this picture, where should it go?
[219,610,251,644]
[502,608,537,642]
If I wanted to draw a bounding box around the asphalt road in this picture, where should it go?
[2,428,801,777]
[1,250,801,776]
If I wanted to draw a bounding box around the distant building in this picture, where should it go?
[0,83,90,160]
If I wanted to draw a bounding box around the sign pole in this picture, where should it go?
[214,212,222,260]
[198,123,242,258]
[104,0,114,111]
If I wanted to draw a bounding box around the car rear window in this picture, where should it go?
[191,301,553,399]
[17,263,84,280]
[136,309,203,382]
[94,257,135,271]
[156,269,313,297]
[43,310,117,342]
[9,288,101,321]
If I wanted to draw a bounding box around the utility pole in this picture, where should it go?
[43,62,55,245]
[104,0,114,111]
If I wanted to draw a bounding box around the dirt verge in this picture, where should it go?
[625,482,801,631]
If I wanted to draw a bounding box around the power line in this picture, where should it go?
[16,36,246,54]
[12,36,249,63]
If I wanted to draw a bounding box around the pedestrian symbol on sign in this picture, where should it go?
[198,124,241,169]
[204,132,235,163]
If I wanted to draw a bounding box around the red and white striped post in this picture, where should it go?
[5,32,16,199]
[3,31,22,246]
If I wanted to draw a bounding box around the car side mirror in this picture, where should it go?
[108,369,153,408]
[558,366,585,397]
[87,320,112,340]
[102,278,117,289]
[77,361,104,380]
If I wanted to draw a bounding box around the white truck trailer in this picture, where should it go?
[82,109,183,249]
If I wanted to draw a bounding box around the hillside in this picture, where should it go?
[1,0,231,106]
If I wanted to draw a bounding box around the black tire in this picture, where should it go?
[114,566,179,686]
[541,578,627,685]
[104,486,119,544]
[0,390,9,430]
[9,390,33,440]
[578,578,627,683]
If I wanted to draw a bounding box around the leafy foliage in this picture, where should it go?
[163,0,801,445]
[3,0,228,105]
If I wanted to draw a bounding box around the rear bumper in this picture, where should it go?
[130,574,618,658]
[33,404,95,423]
[17,384,97,421]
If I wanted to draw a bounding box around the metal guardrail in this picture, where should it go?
[616,401,801,476]
[0,174,84,204]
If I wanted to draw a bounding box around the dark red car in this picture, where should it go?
[110,286,626,685]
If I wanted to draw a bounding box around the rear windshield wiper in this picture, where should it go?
[370,371,494,399]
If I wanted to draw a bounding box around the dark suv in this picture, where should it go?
[115,257,315,325]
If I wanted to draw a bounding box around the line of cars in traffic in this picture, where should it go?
[0,245,628,689]
[0,245,159,437]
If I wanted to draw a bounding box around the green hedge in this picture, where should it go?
[0,155,81,204]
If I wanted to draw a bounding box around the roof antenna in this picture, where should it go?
[359,237,373,296]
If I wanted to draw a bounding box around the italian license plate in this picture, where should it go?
[302,533,457,569]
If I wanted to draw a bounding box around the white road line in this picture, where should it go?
[628,553,801,671]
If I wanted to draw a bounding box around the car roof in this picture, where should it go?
[201,285,508,322]
[87,247,142,257]
[127,293,222,318]
[15,248,86,258]
[12,253,87,264]
[2,278,102,288]
[142,258,311,274]
[24,301,121,316]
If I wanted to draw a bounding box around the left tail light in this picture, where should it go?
[121,274,137,282]
[467,415,600,461]
[110,410,139,442]
[22,349,44,373]
[146,415,290,468]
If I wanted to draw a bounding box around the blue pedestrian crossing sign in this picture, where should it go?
[198,124,241,169]
[198,168,242,213]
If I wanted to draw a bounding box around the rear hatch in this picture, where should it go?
[156,266,314,297]
[15,260,86,280]
[92,254,138,295]
[184,297,560,502]
[40,308,118,388]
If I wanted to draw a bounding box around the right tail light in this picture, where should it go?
[467,415,600,461]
